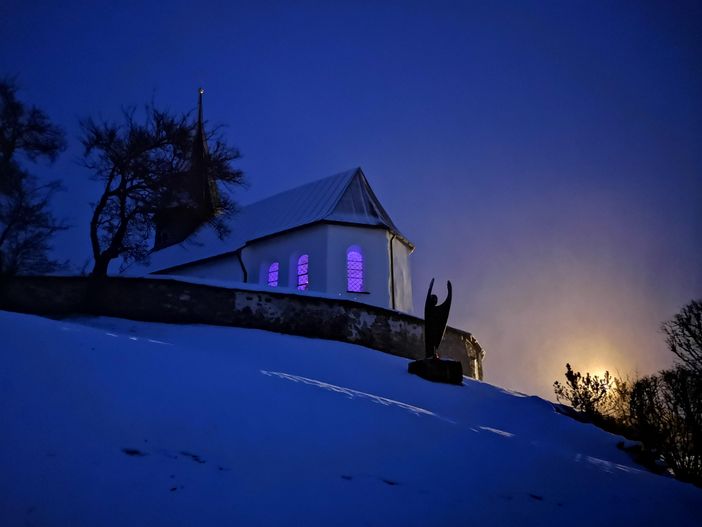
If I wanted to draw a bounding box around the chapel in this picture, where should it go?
[142,92,414,313]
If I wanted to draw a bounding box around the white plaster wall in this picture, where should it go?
[242,223,328,292]
[391,235,414,314]
[325,224,392,309]
[152,222,414,313]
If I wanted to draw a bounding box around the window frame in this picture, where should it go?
[346,246,366,293]
[296,254,309,291]
[267,261,280,287]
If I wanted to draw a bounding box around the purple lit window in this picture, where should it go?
[347,247,363,292]
[297,254,309,291]
[267,262,279,287]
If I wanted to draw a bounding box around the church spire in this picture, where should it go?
[193,87,209,162]
[193,87,218,211]
[151,87,219,252]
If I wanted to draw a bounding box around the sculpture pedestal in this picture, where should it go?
[408,358,463,385]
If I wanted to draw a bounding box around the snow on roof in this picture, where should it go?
[131,167,411,275]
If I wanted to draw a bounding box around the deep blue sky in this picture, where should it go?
[2,1,700,396]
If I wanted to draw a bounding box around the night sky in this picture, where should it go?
[2,1,700,397]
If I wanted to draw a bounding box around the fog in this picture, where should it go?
[407,174,700,398]
[2,1,700,399]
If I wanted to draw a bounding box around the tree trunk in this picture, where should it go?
[91,255,110,277]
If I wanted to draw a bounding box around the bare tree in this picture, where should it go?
[81,104,244,277]
[0,78,67,276]
[662,299,702,374]
[630,367,702,484]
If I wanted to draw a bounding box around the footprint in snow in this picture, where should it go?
[180,451,206,464]
[123,446,231,472]
[339,475,399,486]
[122,448,148,457]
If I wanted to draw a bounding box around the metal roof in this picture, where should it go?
[135,167,412,274]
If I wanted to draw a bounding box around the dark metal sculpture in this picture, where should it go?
[408,278,462,385]
[424,278,452,359]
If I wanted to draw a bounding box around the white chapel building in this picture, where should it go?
[142,167,415,313]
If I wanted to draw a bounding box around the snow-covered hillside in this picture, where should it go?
[0,310,699,526]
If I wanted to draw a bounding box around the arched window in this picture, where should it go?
[347,246,363,292]
[297,254,309,291]
[267,262,279,287]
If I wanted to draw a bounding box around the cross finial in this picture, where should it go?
[197,87,205,126]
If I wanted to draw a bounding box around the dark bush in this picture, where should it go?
[553,363,612,418]
[554,300,702,486]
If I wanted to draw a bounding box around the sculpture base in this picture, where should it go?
[408,358,463,385]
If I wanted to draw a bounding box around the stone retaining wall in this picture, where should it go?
[0,276,485,379]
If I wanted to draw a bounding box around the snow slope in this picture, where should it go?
[0,310,699,526]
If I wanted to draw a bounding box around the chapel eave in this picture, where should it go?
[150,219,413,275]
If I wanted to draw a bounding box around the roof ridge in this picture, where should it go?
[241,167,361,211]
[321,167,363,219]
